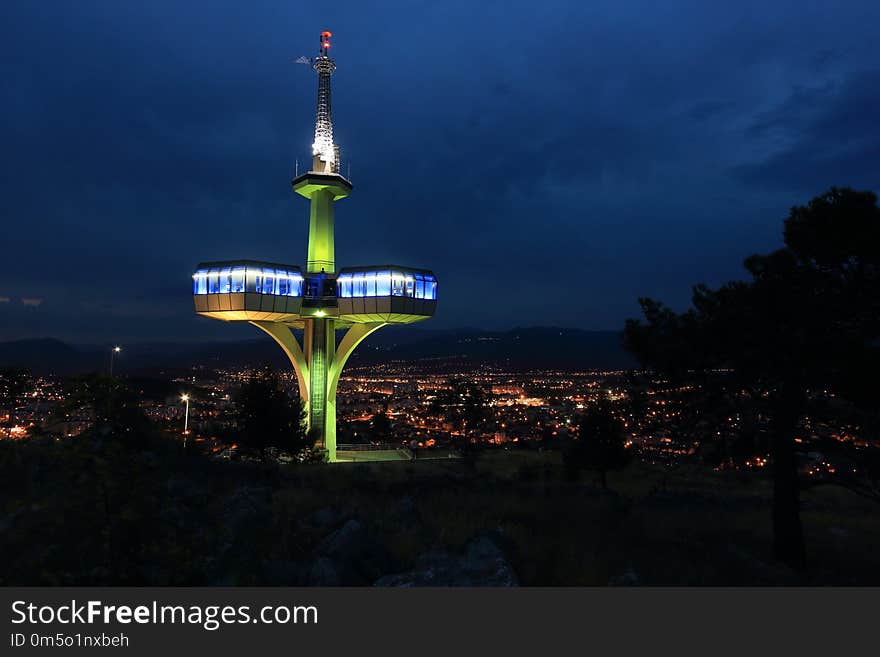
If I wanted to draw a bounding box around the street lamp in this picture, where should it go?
[181,394,190,445]
[109,345,122,377]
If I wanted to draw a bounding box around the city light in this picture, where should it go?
[179,393,192,446]
[109,345,122,377]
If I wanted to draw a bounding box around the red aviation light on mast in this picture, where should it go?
[320,31,332,52]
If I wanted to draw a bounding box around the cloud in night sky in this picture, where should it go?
[1,0,879,342]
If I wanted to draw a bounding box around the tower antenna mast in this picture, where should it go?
[311,30,339,174]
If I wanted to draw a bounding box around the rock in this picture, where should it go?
[391,495,421,525]
[374,551,456,587]
[307,557,341,586]
[165,476,207,499]
[316,519,368,558]
[462,537,519,586]
[262,559,306,586]
[608,566,639,586]
[308,507,340,529]
[0,507,24,533]
[722,544,800,585]
[374,537,519,587]
[314,519,394,585]
[221,486,272,534]
[214,486,273,575]
[210,574,237,586]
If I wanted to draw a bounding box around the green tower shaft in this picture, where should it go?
[293,174,352,461]
[304,185,336,458]
[307,189,335,272]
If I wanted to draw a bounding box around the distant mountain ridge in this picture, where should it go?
[0,327,635,375]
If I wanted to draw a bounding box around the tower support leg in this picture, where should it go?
[326,322,387,460]
[249,321,309,405]
[249,320,386,463]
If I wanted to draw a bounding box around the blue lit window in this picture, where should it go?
[277,270,290,296]
[218,268,232,293]
[207,270,220,294]
[377,271,391,296]
[195,264,302,297]
[276,270,303,296]
[230,268,245,293]
[364,272,378,297]
[260,268,277,295]
[391,272,405,296]
[338,274,352,298]
[415,274,425,299]
[193,271,208,294]
[352,272,365,297]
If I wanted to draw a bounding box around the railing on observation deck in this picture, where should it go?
[336,443,406,451]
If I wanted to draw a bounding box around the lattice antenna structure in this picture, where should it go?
[311,30,339,173]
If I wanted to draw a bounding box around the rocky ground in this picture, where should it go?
[2,438,879,585]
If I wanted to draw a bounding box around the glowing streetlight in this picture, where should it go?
[181,394,190,445]
[109,345,122,377]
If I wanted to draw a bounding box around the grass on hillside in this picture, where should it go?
[2,437,878,585]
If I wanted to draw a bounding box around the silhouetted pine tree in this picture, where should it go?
[623,187,880,570]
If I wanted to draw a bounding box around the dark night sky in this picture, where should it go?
[2,1,879,343]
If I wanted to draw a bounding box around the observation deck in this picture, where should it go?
[192,260,304,322]
[193,261,437,326]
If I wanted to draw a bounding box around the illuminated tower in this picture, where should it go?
[191,32,437,462]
